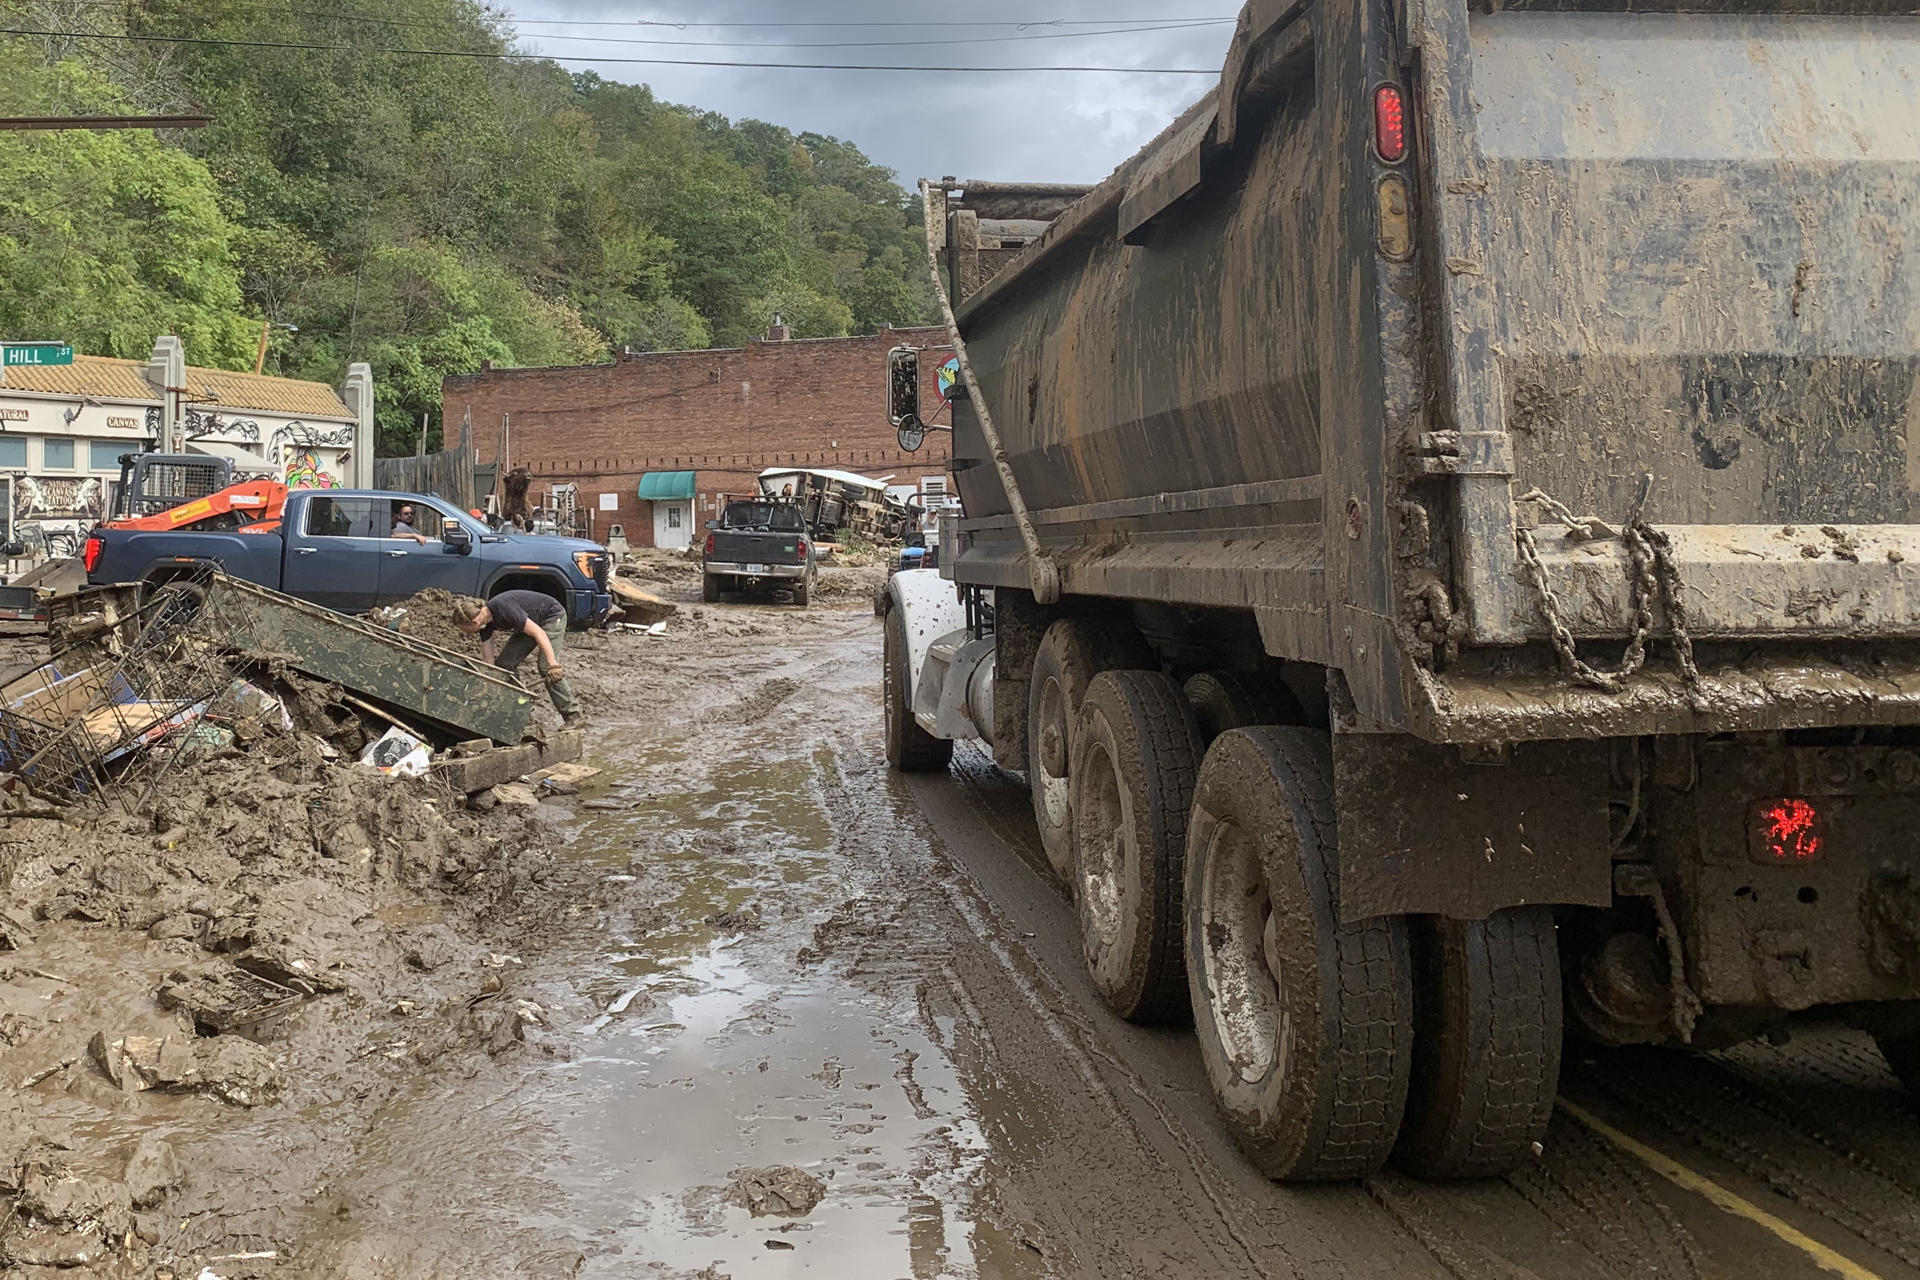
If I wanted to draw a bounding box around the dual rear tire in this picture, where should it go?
[1051,671,1561,1181]
[1182,727,1559,1179]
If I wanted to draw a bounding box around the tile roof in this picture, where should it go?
[2,355,154,402]
[185,366,351,420]
[3,354,352,419]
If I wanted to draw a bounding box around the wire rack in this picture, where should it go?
[0,564,274,812]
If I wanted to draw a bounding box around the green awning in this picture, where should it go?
[637,470,696,500]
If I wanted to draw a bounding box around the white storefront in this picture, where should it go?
[0,337,373,557]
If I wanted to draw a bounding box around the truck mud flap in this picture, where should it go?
[1332,734,1610,922]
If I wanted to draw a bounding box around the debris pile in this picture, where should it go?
[0,574,593,1274]
[367,586,484,652]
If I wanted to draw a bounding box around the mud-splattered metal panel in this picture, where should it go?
[1470,12,1920,525]
[208,574,536,744]
[950,76,1327,540]
[1333,733,1611,920]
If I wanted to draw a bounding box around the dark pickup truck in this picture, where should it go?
[702,500,815,606]
[85,488,612,625]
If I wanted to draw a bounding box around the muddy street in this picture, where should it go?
[5,589,1920,1279]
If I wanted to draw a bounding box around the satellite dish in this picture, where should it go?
[897,416,926,453]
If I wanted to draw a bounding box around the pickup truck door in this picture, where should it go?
[374,499,484,604]
[282,495,387,613]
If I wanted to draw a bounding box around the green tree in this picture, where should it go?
[0,48,254,365]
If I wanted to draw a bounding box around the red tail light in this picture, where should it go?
[83,535,103,574]
[1756,798,1822,862]
[797,538,808,558]
[1374,84,1407,163]
[704,532,715,557]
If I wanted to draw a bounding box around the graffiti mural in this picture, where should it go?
[284,449,339,490]
[272,422,352,490]
[186,410,261,443]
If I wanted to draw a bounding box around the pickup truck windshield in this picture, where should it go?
[721,502,804,532]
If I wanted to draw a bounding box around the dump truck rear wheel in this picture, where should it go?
[1185,726,1413,1181]
[1071,669,1204,1023]
[1026,619,1150,882]
[883,605,952,772]
[702,575,721,604]
[1394,908,1562,1179]
[1184,670,1304,743]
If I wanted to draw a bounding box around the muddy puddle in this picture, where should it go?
[481,615,1055,1277]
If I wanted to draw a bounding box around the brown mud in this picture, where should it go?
[4,595,1920,1278]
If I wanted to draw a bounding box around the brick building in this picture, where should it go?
[440,325,955,549]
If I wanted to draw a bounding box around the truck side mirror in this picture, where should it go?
[886,346,920,431]
[443,522,474,554]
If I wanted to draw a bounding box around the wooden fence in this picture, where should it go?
[373,423,480,511]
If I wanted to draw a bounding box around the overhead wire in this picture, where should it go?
[38,2,1234,27]
[0,24,1222,72]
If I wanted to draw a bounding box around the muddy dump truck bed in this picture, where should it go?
[938,0,1920,742]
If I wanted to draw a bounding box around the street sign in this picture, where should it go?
[1,343,73,367]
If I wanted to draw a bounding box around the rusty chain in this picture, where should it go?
[1514,480,1702,699]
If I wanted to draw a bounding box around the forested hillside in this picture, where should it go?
[0,1,937,451]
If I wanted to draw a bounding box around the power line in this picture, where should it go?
[0,25,1221,72]
[34,2,1232,47]
[485,20,1230,50]
[46,2,1235,28]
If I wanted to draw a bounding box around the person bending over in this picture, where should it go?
[452,590,585,725]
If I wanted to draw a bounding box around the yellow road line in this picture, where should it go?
[1557,1099,1885,1280]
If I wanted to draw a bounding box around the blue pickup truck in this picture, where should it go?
[83,489,613,626]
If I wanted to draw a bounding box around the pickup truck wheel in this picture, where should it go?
[144,579,209,629]
[702,574,721,604]
[1184,670,1304,743]
[1186,726,1413,1181]
[1072,669,1204,1022]
[883,604,953,772]
[792,576,811,607]
[1394,908,1562,1179]
[1026,619,1151,882]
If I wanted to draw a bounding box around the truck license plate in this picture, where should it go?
[743,563,767,574]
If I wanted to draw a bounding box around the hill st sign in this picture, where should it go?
[2,343,73,367]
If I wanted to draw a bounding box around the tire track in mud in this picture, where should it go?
[1568,1040,1920,1273]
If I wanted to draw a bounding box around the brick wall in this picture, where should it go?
[440,326,956,547]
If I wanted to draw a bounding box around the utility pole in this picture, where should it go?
[253,321,297,375]
[0,115,211,131]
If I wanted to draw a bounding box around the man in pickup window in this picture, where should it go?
[391,503,432,546]
[452,590,585,725]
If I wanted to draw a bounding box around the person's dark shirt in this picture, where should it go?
[481,589,563,640]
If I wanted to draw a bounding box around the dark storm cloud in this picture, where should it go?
[506,0,1234,185]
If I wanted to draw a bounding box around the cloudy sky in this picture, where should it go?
[504,2,1235,186]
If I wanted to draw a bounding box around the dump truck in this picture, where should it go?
[878,0,1920,1183]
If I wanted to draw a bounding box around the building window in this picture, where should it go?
[42,439,73,470]
[667,506,682,529]
[90,441,126,471]
[0,437,23,468]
